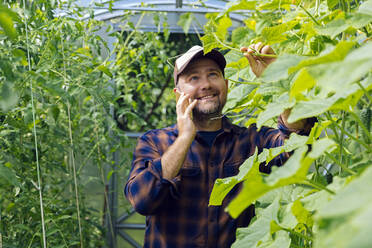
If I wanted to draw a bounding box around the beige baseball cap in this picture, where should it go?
[173,45,226,85]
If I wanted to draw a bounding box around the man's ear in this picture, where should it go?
[225,79,228,88]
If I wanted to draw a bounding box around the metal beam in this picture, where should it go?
[116,223,146,230]
[117,230,142,248]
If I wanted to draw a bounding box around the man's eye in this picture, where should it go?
[190,76,198,81]
[209,72,218,77]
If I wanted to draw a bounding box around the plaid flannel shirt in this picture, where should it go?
[124,116,315,248]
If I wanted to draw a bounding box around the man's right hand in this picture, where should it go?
[160,91,197,180]
[176,91,197,140]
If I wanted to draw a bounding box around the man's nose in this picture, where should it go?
[200,76,212,90]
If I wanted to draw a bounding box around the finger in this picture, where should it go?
[244,52,257,68]
[261,45,275,55]
[255,42,264,53]
[240,46,248,52]
[185,99,198,117]
[176,92,188,115]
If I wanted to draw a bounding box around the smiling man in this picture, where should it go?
[125,45,316,248]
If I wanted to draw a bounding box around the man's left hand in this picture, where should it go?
[241,42,276,77]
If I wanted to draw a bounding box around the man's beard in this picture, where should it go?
[192,98,223,121]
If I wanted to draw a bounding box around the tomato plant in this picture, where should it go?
[202,0,372,247]
[0,1,195,247]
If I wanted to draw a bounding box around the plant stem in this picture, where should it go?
[349,112,372,142]
[300,5,320,25]
[302,179,335,194]
[325,152,356,175]
[325,112,340,141]
[282,226,314,241]
[339,111,346,175]
[357,81,372,106]
[212,33,278,58]
[228,78,261,85]
[212,32,241,52]
[333,117,370,150]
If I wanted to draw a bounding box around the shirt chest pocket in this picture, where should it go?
[180,165,201,178]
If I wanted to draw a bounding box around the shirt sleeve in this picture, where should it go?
[255,115,317,173]
[124,133,179,215]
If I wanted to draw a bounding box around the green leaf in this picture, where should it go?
[288,41,355,74]
[347,13,372,29]
[257,93,295,128]
[308,138,336,159]
[0,81,19,112]
[0,163,20,187]
[260,21,298,45]
[290,68,316,99]
[257,230,291,248]
[309,43,372,94]
[315,19,349,38]
[327,0,339,9]
[358,0,372,16]
[261,54,305,82]
[227,145,314,218]
[224,84,257,112]
[315,166,372,248]
[97,64,113,78]
[227,0,256,12]
[231,27,255,46]
[315,13,372,38]
[216,15,232,40]
[0,4,18,40]
[232,198,280,248]
[264,146,309,186]
[292,199,313,226]
[177,13,194,34]
[201,33,222,54]
[209,150,258,206]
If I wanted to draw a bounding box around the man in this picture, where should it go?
[125,43,315,248]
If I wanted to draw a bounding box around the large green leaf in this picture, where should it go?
[315,19,349,38]
[315,165,372,248]
[288,41,355,74]
[227,137,335,218]
[209,133,309,207]
[0,163,20,187]
[290,68,316,98]
[315,13,372,38]
[216,15,232,40]
[209,150,258,206]
[177,13,194,34]
[256,93,295,128]
[260,21,298,45]
[0,81,19,112]
[358,0,372,16]
[232,198,281,248]
[260,54,305,83]
[224,84,257,112]
[0,4,18,40]
[201,33,223,53]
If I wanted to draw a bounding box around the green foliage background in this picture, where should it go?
[0,0,198,247]
[199,0,372,247]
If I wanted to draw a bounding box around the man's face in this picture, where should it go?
[176,58,228,119]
